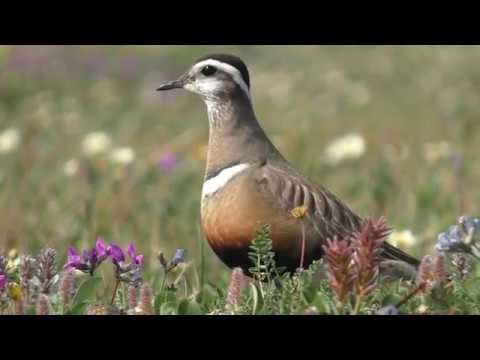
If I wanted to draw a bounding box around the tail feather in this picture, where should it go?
[382,241,420,268]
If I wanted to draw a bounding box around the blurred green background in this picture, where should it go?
[0,45,479,285]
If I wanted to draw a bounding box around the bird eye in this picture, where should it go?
[201,65,217,76]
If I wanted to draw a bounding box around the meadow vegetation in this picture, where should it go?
[1,45,480,314]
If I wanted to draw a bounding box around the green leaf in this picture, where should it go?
[154,293,163,314]
[312,291,335,314]
[178,299,203,315]
[249,283,259,315]
[68,276,102,315]
[159,301,177,315]
[463,277,480,300]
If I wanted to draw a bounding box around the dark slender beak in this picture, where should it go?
[156,78,184,91]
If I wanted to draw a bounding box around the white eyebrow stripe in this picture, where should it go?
[201,163,250,199]
[193,59,250,98]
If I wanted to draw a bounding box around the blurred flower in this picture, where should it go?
[110,147,135,165]
[170,249,186,268]
[127,243,144,266]
[6,249,20,273]
[109,243,144,286]
[127,284,138,310]
[36,294,50,315]
[416,304,428,314]
[416,253,447,291]
[0,128,20,154]
[82,131,112,156]
[388,230,417,249]
[65,247,86,271]
[95,238,108,258]
[452,253,471,280]
[18,255,38,305]
[422,141,453,165]
[59,269,75,310]
[416,255,436,290]
[225,267,245,310]
[324,133,366,165]
[351,218,390,297]
[9,282,24,315]
[138,283,154,315]
[107,244,125,264]
[291,206,308,219]
[63,159,79,177]
[322,237,355,307]
[65,238,109,275]
[158,151,179,172]
[376,305,399,315]
[36,248,58,294]
[158,249,187,273]
[303,306,320,315]
[7,282,22,302]
[435,215,480,257]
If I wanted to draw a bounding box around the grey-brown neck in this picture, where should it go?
[203,91,284,180]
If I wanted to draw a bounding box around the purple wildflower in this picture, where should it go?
[158,249,187,272]
[96,237,108,259]
[65,246,85,270]
[109,243,144,286]
[127,243,144,267]
[65,239,110,274]
[158,151,179,172]
[107,244,125,264]
[170,249,186,268]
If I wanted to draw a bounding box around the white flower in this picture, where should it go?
[63,159,79,177]
[324,133,366,165]
[416,304,428,314]
[109,147,135,165]
[82,132,112,156]
[0,128,20,154]
[389,230,417,249]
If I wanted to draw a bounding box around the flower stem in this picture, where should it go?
[396,283,425,309]
[159,269,169,303]
[299,223,306,270]
[110,279,120,305]
[352,294,363,315]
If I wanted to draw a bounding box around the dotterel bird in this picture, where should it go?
[157,54,419,274]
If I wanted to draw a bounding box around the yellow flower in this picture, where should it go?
[7,283,23,301]
[291,206,308,219]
